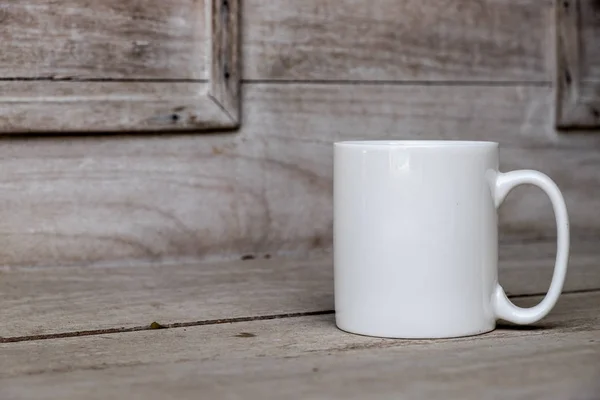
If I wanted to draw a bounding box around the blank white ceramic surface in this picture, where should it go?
[334,141,569,339]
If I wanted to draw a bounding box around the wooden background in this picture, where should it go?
[0,0,598,270]
[555,0,600,128]
[1,2,599,395]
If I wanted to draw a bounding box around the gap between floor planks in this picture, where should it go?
[2,289,598,345]
[0,311,333,344]
[1,292,599,400]
[2,240,600,340]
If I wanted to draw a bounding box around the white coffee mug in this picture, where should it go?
[334,140,569,338]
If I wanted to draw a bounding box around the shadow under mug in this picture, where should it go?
[333,140,569,339]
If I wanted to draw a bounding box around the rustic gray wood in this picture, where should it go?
[1,240,599,339]
[0,82,231,132]
[1,292,598,399]
[3,0,550,83]
[210,0,240,123]
[243,0,550,81]
[497,241,600,296]
[555,0,600,128]
[0,0,240,132]
[0,256,334,339]
[0,84,597,266]
[0,0,207,79]
[581,0,600,79]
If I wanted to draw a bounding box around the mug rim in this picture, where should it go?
[334,140,498,148]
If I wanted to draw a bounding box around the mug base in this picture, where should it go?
[335,323,495,340]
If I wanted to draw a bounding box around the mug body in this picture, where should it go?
[334,140,499,338]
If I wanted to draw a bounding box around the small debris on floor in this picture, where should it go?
[235,332,256,338]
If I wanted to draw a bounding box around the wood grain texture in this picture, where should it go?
[1,241,599,339]
[580,0,600,80]
[0,0,207,80]
[243,0,551,81]
[0,256,334,339]
[209,0,240,123]
[555,0,600,128]
[0,0,240,132]
[0,82,233,132]
[1,292,599,399]
[0,84,598,265]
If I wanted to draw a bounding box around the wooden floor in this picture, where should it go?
[1,241,600,399]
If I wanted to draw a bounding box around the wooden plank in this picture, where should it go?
[0,257,334,339]
[0,0,207,80]
[555,0,600,128]
[1,240,599,339]
[580,0,600,80]
[0,84,597,266]
[243,0,550,81]
[209,0,240,123]
[497,241,600,296]
[1,292,599,399]
[0,82,232,132]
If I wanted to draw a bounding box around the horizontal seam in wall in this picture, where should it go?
[240,79,552,87]
[0,78,208,83]
[0,78,551,87]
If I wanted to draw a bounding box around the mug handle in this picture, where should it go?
[493,170,570,324]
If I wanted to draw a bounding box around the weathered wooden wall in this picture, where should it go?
[555,0,600,128]
[0,0,598,269]
[0,0,207,79]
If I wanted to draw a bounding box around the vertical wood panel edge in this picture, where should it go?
[209,0,241,126]
[555,0,600,129]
